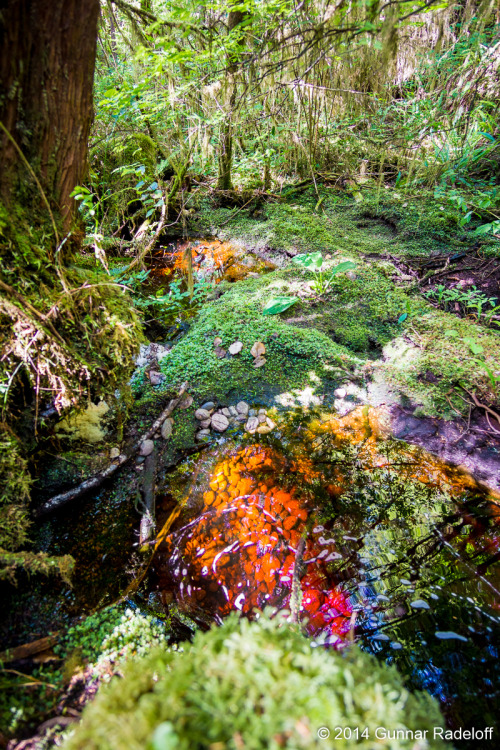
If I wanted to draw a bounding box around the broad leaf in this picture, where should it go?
[262,296,298,315]
[329,261,357,276]
[292,252,323,271]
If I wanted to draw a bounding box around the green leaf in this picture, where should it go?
[292,252,323,271]
[329,261,357,276]
[398,313,408,324]
[262,296,298,315]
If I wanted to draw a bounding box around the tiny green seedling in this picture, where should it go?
[292,252,356,296]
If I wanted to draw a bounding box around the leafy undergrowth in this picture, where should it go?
[62,612,451,750]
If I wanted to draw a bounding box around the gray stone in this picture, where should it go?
[200,418,211,429]
[149,370,165,386]
[161,417,174,440]
[139,439,154,456]
[334,388,347,398]
[221,407,231,417]
[211,413,230,432]
[201,401,215,411]
[258,413,266,423]
[229,405,239,416]
[245,416,259,434]
[236,401,249,415]
[266,418,276,429]
[195,408,211,421]
[196,429,211,439]
[258,408,267,415]
[249,409,257,417]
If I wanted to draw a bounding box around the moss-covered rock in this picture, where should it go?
[63,613,450,750]
[157,270,358,407]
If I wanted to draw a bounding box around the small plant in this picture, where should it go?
[139,279,211,323]
[426,285,499,325]
[292,252,356,296]
[445,330,500,391]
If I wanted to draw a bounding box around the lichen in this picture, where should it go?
[55,401,110,444]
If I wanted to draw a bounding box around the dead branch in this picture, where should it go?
[35,382,188,517]
[0,634,59,664]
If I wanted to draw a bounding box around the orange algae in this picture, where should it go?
[157,445,352,644]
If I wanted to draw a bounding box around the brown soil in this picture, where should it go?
[391,248,500,321]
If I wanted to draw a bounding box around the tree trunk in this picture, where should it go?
[216,8,248,191]
[0,0,100,230]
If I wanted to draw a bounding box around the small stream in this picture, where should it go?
[4,239,498,746]
[150,405,500,743]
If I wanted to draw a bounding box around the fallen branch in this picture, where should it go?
[290,535,306,623]
[460,386,500,432]
[35,382,188,517]
[0,634,59,664]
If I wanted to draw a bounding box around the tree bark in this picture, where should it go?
[0,0,100,230]
[216,7,248,191]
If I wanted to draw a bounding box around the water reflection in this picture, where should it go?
[152,406,500,743]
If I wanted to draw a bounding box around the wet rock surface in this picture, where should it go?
[388,404,500,493]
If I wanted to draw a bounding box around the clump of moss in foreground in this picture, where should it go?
[63,612,451,750]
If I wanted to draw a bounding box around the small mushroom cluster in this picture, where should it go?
[195,401,276,439]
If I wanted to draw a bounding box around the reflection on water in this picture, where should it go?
[152,406,500,743]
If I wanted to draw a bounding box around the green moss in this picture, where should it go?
[157,271,358,406]
[193,186,483,262]
[63,613,450,750]
[382,311,500,418]
[294,262,425,353]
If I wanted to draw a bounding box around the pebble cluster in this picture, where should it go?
[195,401,276,440]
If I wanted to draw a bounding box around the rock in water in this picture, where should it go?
[245,416,259,433]
[161,418,173,440]
[139,439,154,456]
[211,413,229,432]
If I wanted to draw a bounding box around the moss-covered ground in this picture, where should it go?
[139,186,500,423]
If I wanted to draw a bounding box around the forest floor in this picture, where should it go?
[2,184,500,748]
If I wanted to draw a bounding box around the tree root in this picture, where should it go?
[35,382,188,517]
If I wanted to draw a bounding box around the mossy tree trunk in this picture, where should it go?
[0,0,100,231]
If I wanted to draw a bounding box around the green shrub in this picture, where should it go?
[64,613,450,750]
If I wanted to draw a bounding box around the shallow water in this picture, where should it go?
[151,406,500,743]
